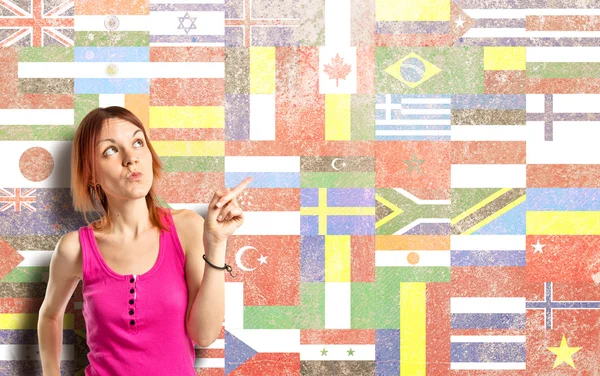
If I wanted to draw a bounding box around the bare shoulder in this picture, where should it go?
[39,230,83,320]
[55,230,83,279]
[63,229,81,247]
[169,208,204,257]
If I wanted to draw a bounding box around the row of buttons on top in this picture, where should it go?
[129,275,136,326]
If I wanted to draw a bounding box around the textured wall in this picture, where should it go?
[1,0,600,374]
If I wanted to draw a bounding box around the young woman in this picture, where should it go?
[37,106,252,375]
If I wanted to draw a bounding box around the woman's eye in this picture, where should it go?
[103,139,144,156]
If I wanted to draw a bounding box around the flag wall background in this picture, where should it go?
[1,0,600,374]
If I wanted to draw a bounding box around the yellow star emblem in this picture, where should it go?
[547,334,581,369]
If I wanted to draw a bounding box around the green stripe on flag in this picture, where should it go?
[351,95,375,141]
[351,266,449,328]
[18,47,74,62]
[75,95,99,126]
[75,31,149,47]
[244,282,325,329]
[160,156,224,172]
[1,267,49,283]
[0,126,76,140]
[527,62,600,78]
[301,172,375,188]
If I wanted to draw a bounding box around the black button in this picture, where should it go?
[130,320,135,325]
[130,278,134,283]
[129,309,134,315]
[130,288,134,293]
[129,299,134,304]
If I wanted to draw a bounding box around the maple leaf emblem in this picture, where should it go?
[323,54,352,87]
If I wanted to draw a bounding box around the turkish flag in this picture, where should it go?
[225,235,300,306]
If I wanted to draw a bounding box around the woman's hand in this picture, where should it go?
[203,176,253,245]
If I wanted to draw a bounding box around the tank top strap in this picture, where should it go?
[161,208,187,269]
[78,225,106,283]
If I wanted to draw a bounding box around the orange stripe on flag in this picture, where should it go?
[74,0,149,15]
[376,235,449,251]
[125,95,149,132]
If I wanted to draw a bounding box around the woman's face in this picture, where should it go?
[94,118,153,200]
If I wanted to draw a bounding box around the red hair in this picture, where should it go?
[71,106,179,233]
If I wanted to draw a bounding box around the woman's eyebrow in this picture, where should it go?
[97,129,142,146]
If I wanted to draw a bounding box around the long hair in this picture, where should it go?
[71,106,177,233]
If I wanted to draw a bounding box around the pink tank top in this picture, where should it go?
[78,208,196,375]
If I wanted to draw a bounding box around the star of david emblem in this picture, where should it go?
[178,12,197,35]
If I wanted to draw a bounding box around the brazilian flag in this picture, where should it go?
[376,47,484,94]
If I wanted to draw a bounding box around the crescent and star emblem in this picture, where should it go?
[331,158,346,171]
[235,246,268,271]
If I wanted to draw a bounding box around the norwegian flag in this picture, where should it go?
[0,188,37,212]
[0,0,74,47]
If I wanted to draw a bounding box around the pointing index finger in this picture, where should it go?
[216,176,253,207]
[232,176,253,195]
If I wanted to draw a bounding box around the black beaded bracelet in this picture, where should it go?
[203,254,236,278]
